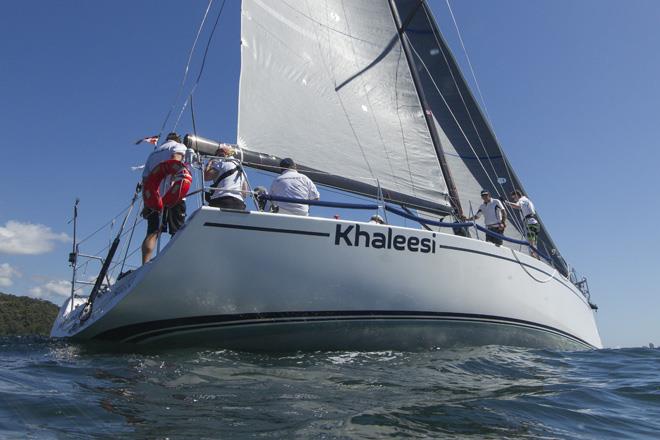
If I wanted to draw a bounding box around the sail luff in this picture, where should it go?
[387,0,464,218]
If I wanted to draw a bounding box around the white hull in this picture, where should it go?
[51,207,602,350]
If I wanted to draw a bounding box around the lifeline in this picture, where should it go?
[334,224,436,253]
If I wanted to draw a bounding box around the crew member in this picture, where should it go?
[141,132,188,264]
[506,190,540,258]
[269,158,320,216]
[204,145,247,210]
[369,214,386,225]
[465,190,507,246]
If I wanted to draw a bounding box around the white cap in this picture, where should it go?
[171,144,187,155]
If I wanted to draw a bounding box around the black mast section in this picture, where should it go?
[387,0,464,219]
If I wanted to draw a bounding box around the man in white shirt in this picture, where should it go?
[204,146,247,210]
[465,189,507,246]
[506,190,540,258]
[141,132,188,264]
[368,214,386,225]
[269,158,320,216]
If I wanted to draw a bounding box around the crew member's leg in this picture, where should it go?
[486,226,503,246]
[166,200,187,236]
[527,223,540,259]
[141,209,162,264]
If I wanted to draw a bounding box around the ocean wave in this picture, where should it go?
[0,338,658,439]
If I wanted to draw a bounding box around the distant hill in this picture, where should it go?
[0,292,59,336]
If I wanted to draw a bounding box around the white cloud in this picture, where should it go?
[29,279,71,300]
[0,263,21,287]
[0,221,70,255]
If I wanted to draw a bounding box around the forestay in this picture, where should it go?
[238,0,451,209]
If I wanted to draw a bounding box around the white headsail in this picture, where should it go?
[238,0,451,208]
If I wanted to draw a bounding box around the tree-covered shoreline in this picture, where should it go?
[0,292,58,336]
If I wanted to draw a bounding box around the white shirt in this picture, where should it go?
[142,140,187,179]
[270,169,320,215]
[476,199,505,226]
[514,196,538,225]
[207,159,245,201]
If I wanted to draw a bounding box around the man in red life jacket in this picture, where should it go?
[141,132,187,264]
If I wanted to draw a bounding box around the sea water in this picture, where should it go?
[0,337,658,439]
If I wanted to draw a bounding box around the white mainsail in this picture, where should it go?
[237,0,451,208]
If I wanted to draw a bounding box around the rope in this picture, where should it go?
[510,248,557,283]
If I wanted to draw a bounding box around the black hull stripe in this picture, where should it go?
[204,222,330,237]
[202,222,587,306]
[92,311,595,349]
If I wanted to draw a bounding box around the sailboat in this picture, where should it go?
[51,0,602,350]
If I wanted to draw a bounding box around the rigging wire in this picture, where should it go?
[157,0,215,143]
[172,0,228,132]
[77,204,132,245]
[444,0,492,122]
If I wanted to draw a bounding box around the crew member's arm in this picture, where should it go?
[203,160,218,181]
[505,200,521,209]
[308,177,320,200]
[498,202,507,227]
[465,210,482,222]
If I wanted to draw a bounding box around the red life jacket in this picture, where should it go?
[143,160,192,211]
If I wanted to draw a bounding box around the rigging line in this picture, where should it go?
[444,0,491,121]
[420,7,524,235]
[172,0,228,132]
[157,0,214,143]
[428,5,521,214]
[339,0,400,193]
[77,204,132,245]
[88,218,145,262]
[510,248,557,283]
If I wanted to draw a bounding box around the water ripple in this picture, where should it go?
[0,337,658,438]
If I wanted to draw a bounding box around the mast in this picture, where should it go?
[387,0,464,219]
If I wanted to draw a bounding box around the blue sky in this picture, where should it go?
[0,1,657,348]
